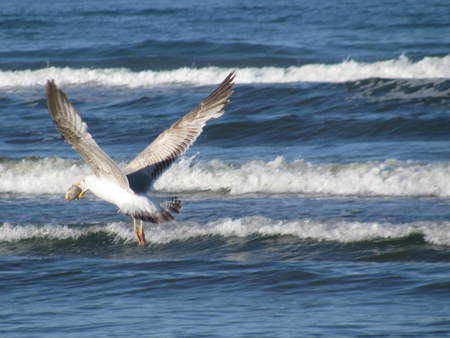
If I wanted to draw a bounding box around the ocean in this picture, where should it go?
[1,0,450,336]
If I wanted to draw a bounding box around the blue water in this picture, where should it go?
[1,0,450,336]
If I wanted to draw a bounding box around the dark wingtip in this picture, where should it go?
[46,79,55,90]
[224,70,236,87]
[45,79,57,101]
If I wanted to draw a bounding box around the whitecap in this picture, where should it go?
[1,54,449,90]
[3,156,450,198]
[2,217,450,246]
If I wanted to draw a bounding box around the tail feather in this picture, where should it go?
[155,209,175,223]
[121,197,182,223]
[161,198,182,214]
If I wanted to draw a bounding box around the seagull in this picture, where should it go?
[46,72,235,245]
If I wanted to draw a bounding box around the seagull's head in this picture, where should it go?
[65,182,86,201]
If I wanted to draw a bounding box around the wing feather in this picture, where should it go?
[125,72,235,193]
[46,80,129,189]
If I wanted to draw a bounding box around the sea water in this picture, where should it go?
[1,0,450,336]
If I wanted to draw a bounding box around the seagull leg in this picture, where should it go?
[132,216,140,244]
[132,216,146,246]
[138,220,147,246]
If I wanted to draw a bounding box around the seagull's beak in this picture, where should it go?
[65,184,83,201]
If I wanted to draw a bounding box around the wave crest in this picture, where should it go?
[2,156,450,198]
[156,156,450,197]
[2,217,450,246]
[1,55,450,89]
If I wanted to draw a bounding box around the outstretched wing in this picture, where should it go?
[46,80,129,189]
[125,71,235,193]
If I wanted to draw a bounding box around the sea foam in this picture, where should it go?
[1,55,449,90]
[2,216,450,246]
[156,156,450,197]
[3,156,450,197]
[0,157,90,195]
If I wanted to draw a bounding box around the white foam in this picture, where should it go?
[1,55,449,90]
[2,217,450,246]
[151,216,450,246]
[156,156,450,197]
[0,158,90,194]
[0,222,133,243]
[3,156,450,197]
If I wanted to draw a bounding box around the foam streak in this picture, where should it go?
[1,217,450,246]
[1,55,450,90]
[3,156,450,197]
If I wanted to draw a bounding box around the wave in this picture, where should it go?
[158,157,450,197]
[1,55,449,89]
[0,157,90,195]
[3,156,450,197]
[1,216,450,246]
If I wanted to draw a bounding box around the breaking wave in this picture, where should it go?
[1,55,449,90]
[1,216,450,246]
[3,156,450,198]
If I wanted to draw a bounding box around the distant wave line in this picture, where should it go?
[1,54,450,89]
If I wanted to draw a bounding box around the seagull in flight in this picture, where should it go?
[46,72,235,245]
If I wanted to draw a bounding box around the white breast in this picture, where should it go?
[83,175,158,216]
